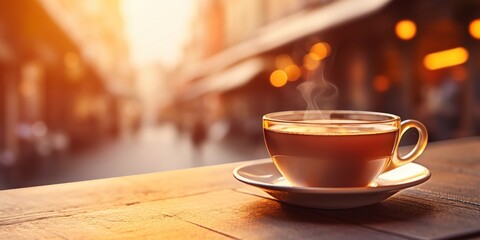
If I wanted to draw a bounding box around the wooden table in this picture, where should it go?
[1,138,480,239]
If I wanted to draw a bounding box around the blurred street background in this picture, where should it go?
[1,0,480,189]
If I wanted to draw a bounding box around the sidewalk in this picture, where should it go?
[39,124,268,185]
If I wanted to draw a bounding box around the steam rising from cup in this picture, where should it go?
[297,62,338,120]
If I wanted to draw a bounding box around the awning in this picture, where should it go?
[181,57,267,101]
[176,0,391,85]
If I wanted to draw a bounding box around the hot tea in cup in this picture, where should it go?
[263,110,428,188]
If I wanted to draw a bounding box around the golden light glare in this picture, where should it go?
[275,54,293,69]
[395,20,416,40]
[122,0,196,68]
[303,53,320,70]
[270,70,288,87]
[310,42,330,60]
[469,19,480,39]
[284,64,301,81]
[373,75,390,92]
[380,162,428,182]
[423,47,469,70]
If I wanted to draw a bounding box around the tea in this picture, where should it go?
[264,122,398,187]
[263,111,428,188]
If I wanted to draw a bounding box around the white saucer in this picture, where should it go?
[233,159,431,209]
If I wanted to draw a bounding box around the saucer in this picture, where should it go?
[233,159,431,209]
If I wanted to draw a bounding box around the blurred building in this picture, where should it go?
[39,0,141,137]
[167,0,480,145]
[0,0,138,187]
[166,0,390,143]
[184,0,321,61]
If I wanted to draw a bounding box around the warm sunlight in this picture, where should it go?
[121,0,195,68]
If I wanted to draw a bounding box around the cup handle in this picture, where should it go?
[388,120,428,171]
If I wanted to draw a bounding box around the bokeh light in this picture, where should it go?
[309,42,330,60]
[270,70,288,87]
[395,19,416,40]
[424,47,469,70]
[303,53,320,70]
[284,64,301,81]
[274,54,294,70]
[469,19,480,39]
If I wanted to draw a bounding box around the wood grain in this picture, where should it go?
[0,163,241,226]
[236,183,480,240]
[2,190,404,240]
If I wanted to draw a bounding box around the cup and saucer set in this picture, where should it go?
[233,110,431,209]
[233,159,430,209]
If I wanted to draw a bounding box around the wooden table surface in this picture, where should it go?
[1,138,480,239]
